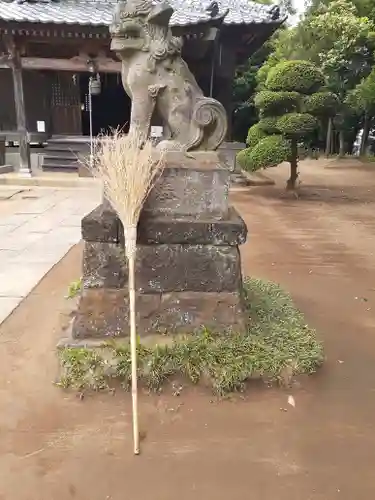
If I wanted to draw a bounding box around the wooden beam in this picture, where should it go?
[23,56,121,72]
[0,21,109,39]
[4,36,31,175]
[0,49,210,71]
[0,55,121,73]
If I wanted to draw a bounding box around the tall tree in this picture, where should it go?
[346,68,375,154]
[309,0,375,154]
[259,0,375,153]
[307,0,375,22]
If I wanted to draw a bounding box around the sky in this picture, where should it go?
[290,0,307,24]
[293,0,307,14]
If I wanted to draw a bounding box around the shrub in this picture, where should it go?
[304,91,340,117]
[276,112,318,138]
[249,135,291,170]
[254,90,300,116]
[246,123,266,148]
[266,60,325,95]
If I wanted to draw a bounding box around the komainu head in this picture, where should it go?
[110,0,182,60]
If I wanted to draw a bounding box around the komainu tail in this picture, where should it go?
[187,97,228,151]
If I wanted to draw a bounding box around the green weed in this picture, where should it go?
[66,278,82,299]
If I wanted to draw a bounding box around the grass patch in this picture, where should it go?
[58,278,324,396]
[66,278,82,299]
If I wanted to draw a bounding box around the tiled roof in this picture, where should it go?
[0,0,283,27]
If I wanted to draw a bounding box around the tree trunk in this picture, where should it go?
[338,130,345,158]
[359,113,370,156]
[325,117,333,157]
[286,139,298,190]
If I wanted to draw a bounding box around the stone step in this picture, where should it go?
[42,154,81,171]
[42,162,80,172]
[42,135,91,172]
[42,149,80,158]
[45,142,90,152]
[43,155,80,163]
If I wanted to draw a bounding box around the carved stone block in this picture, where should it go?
[144,159,229,219]
[83,241,242,293]
[82,204,119,243]
[82,204,247,246]
[83,242,126,289]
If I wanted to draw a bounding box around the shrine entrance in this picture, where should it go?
[80,73,131,137]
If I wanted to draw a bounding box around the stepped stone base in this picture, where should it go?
[72,289,246,338]
[68,152,249,341]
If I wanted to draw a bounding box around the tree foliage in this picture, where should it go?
[232,0,375,153]
[254,90,300,115]
[246,123,266,148]
[346,67,375,153]
[304,92,340,117]
[250,0,375,154]
[348,67,375,114]
[237,60,339,189]
[245,135,292,170]
[307,0,375,97]
[232,41,275,141]
[258,116,279,134]
[266,60,325,94]
[276,112,318,137]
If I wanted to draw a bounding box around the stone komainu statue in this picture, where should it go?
[110,0,228,151]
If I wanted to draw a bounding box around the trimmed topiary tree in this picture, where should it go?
[239,60,339,190]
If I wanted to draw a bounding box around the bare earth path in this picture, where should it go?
[1,159,375,500]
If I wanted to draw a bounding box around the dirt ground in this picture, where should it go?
[1,158,375,500]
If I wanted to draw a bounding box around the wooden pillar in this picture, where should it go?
[5,37,31,176]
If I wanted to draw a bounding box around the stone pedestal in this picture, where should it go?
[70,152,248,340]
[218,141,250,187]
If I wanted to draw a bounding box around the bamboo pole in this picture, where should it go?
[125,226,139,455]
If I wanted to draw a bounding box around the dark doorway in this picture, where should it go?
[80,73,131,136]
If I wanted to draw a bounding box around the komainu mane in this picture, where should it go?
[110,0,228,152]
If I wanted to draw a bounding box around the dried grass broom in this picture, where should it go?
[88,131,165,455]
